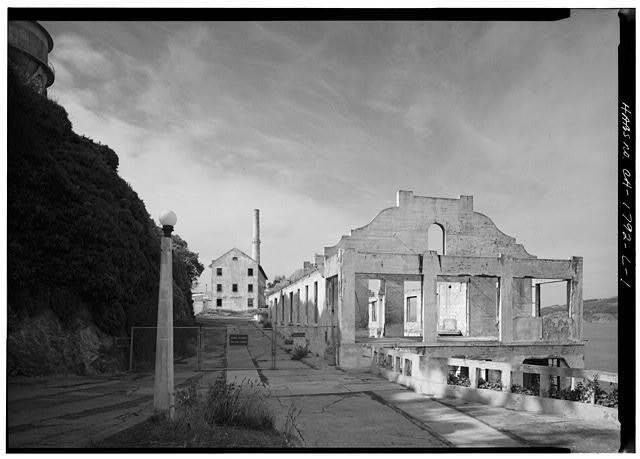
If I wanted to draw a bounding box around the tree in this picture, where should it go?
[268,275,286,289]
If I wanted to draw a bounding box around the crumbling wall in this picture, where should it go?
[325,191,534,259]
[543,314,574,342]
[354,277,370,330]
[468,277,499,338]
[512,278,533,319]
[384,279,404,337]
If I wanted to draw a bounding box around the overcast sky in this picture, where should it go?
[42,11,619,303]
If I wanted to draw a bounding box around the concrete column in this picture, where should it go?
[378,279,386,337]
[154,230,174,418]
[422,252,439,344]
[502,367,512,392]
[569,256,584,340]
[384,278,405,337]
[539,373,550,397]
[534,283,541,317]
[511,370,523,388]
[469,366,478,388]
[337,248,356,344]
[498,254,514,343]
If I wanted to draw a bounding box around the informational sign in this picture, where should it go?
[229,334,248,345]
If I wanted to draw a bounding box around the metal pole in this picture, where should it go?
[129,327,135,372]
[197,325,201,371]
[272,323,276,370]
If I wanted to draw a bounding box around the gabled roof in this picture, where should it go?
[209,247,268,280]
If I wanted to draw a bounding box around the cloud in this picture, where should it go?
[42,15,619,300]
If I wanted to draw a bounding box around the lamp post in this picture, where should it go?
[154,210,177,419]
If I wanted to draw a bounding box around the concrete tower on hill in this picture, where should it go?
[8,21,55,96]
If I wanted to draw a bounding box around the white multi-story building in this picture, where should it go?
[208,210,267,311]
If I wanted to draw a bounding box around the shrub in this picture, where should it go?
[548,375,618,408]
[175,383,200,419]
[447,373,471,387]
[284,338,293,345]
[291,345,309,361]
[478,377,502,391]
[510,383,539,396]
[203,375,274,430]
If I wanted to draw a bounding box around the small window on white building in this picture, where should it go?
[248,284,253,292]
[216,284,222,292]
[248,268,254,276]
[217,268,222,276]
[232,284,238,292]
[371,300,377,322]
[216,299,222,307]
[248,298,254,307]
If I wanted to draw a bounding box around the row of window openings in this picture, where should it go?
[369,296,419,322]
[216,298,254,307]
[216,283,253,293]
[216,267,254,276]
[273,283,319,323]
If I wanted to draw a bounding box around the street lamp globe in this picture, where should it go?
[159,210,177,227]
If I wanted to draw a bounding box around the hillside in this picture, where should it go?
[541,297,618,323]
[7,70,203,376]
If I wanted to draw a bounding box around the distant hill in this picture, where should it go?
[541,297,618,323]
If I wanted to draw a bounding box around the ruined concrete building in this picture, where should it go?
[268,190,584,371]
[8,21,55,96]
[209,210,267,310]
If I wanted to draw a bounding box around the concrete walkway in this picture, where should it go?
[6,366,210,448]
[239,320,620,451]
[238,324,518,448]
[7,315,620,451]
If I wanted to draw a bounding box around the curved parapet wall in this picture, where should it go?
[325,190,534,258]
[8,21,55,95]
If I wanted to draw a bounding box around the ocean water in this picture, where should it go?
[583,322,618,372]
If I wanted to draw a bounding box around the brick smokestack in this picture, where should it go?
[252,209,261,265]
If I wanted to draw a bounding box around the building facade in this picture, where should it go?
[269,190,584,371]
[210,248,267,310]
[267,260,336,359]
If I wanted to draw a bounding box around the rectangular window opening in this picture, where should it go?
[305,285,309,324]
[406,296,418,322]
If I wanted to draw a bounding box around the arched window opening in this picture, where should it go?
[427,223,445,255]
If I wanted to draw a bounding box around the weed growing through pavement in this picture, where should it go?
[290,345,310,361]
[203,375,275,430]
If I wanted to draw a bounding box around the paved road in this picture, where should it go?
[7,313,621,451]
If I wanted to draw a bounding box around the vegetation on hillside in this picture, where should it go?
[8,69,204,341]
[541,297,618,323]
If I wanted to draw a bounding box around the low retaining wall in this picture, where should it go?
[371,347,619,427]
